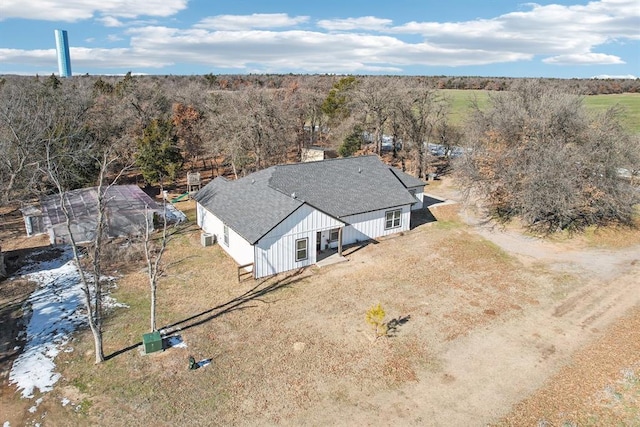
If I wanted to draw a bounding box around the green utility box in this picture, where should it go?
[142,331,163,354]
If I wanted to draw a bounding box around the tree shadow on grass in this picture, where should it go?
[105,268,306,361]
[385,314,411,337]
[340,239,378,257]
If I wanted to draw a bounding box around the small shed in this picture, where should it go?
[301,147,338,163]
[22,185,163,245]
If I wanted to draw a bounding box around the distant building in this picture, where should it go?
[301,146,338,163]
[54,29,72,77]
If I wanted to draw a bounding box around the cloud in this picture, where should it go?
[391,0,640,58]
[317,16,393,31]
[0,0,187,22]
[116,26,532,73]
[98,16,124,27]
[0,48,57,65]
[0,46,168,72]
[592,74,638,79]
[543,53,626,65]
[195,13,309,31]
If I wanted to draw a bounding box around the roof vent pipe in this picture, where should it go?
[291,192,296,199]
[358,167,362,173]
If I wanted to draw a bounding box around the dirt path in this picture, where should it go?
[405,268,637,425]
[404,181,640,425]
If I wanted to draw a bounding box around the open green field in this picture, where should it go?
[582,93,640,134]
[441,89,640,134]
[440,89,490,127]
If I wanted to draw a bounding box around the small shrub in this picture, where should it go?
[365,303,388,338]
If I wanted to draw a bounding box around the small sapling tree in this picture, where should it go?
[365,303,388,338]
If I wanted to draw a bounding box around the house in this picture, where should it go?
[194,155,426,279]
[22,185,164,245]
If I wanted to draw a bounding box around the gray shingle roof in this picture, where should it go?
[195,156,423,244]
[389,167,427,189]
[194,168,303,244]
[269,156,420,217]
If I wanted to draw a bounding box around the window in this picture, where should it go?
[295,238,308,262]
[223,224,229,246]
[385,209,402,229]
[329,228,339,242]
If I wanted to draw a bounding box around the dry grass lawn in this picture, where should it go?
[2,190,639,426]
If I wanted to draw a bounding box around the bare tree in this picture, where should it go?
[352,76,401,154]
[0,244,6,279]
[199,91,228,177]
[395,85,449,179]
[143,197,169,332]
[171,79,212,168]
[216,86,289,175]
[280,79,327,159]
[46,140,135,364]
[39,77,136,363]
[0,80,54,202]
[457,79,640,232]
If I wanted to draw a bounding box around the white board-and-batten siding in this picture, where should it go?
[412,191,424,210]
[196,202,254,267]
[341,205,411,245]
[254,204,343,279]
[407,186,424,211]
[198,201,413,279]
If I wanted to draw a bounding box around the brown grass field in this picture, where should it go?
[1,179,639,426]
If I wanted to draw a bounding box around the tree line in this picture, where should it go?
[1,73,639,229]
[0,73,451,199]
[1,73,639,223]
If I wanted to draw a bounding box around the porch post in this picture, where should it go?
[338,227,343,256]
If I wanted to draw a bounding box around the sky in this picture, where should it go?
[0,0,638,78]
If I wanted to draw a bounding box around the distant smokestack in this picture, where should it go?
[54,29,72,78]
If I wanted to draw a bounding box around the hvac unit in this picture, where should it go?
[201,233,215,247]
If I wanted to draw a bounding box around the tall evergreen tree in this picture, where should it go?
[136,118,183,185]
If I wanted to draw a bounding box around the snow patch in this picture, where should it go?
[8,246,124,399]
[9,247,85,398]
[166,335,187,348]
[28,397,44,413]
[163,204,187,224]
